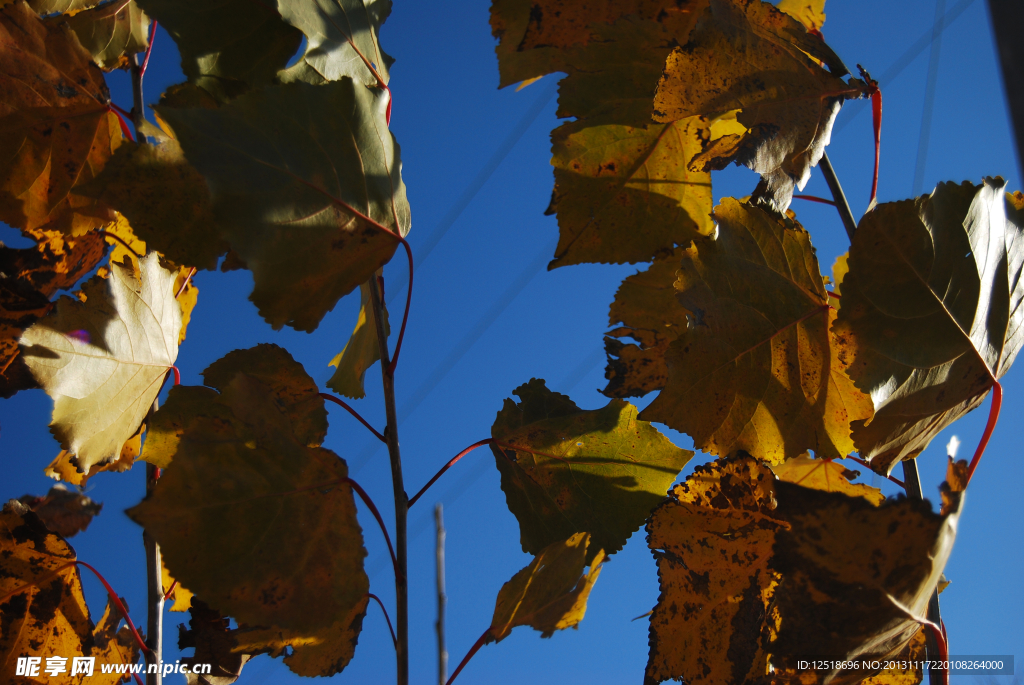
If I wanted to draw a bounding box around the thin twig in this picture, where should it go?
[369,275,409,685]
[819,152,859,241]
[174,267,196,299]
[319,392,386,442]
[436,504,448,685]
[366,593,398,648]
[343,478,399,577]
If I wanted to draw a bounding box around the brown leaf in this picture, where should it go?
[177,600,252,685]
[17,484,102,537]
[770,454,885,505]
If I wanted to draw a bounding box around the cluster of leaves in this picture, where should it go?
[2,0,1023,682]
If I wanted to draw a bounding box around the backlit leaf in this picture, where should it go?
[21,252,181,474]
[47,0,151,71]
[770,454,884,505]
[489,532,604,642]
[158,79,410,332]
[602,248,689,398]
[834,179,1024,473]
[16,484,102,537]
[646,454,783,685]
[491,378,692,557]
[547,117,713,268]
[44,420,143,485]
[776,0,826,32]
[327,280,389,399]
[0,228,106,398]
[642,198,872,463]
[160,558,193,612]
[0,502,143,683]
[654,0,864,211]
[134,0,301,101]
[78,137,225,270]
[0,0,123,233]
[277,0,394,86]
[128,347,368,673]
[176,600,251,684]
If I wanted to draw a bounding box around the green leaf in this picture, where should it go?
[135,0,302,101]
[77,138,225,270]
[327,280,389,399]
[21,253,181,474]
[489,532,604,642]
[834,178,1024,473]
[0,0,122,233]
[641,198,873,464]
[128,347,369,675]
[157,79,410,332]
[47,0,151,71]
[277,0,394,87]
[547,117,713,268]
[653,0,863,211]
[491,378,692,557]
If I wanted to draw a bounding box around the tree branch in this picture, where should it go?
[436,504,448,685]
[369,275,409,685]
[819,152,859,241]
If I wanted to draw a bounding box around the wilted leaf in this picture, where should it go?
[158,79,410,332]
[834,179,1024,473]
[277,0,394,86]
[48,0,151,71]
[17,484,101,537]
[645,454,784,685]
[489,532,604,642]
[0,228,106,398]
[642,198,873,464]
[776,0,826,32]
[134,0,301,101]
[0,502,143,683]
[492,378,692,557]
[161,559,193,612]
[603,248,690,399]
[177,600,252,684]
[21,252,181,474]
[547,117,713,268]
[327,280,388,399]
[770,454,884,505]
[78,138,225,270]
[0,0,122,233]
[654,0,864,211]
[128,346,368,672]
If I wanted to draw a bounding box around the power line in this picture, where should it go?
[912,0,948,195]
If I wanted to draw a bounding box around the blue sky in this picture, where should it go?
[3,0,1021,683]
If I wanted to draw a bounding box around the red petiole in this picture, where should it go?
[344,477,401,580]
[366,593,397,648]
[792,194,836,206]
[967,381,1002,485]
[107,105,136,143]
[844,454,905,488]
[319,392,386,442]
[446,627,491,685]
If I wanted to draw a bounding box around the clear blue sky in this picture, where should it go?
[3,1,1020,683]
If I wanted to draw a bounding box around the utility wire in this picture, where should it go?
[912,0,948,195]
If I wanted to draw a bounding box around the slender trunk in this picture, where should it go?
[819,152,859,241]
[369,276,409,684]
[901,458,944,685]
[436,504,448,685]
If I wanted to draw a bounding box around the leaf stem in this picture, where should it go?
[819,152,858,241]
[366,593,397,648]
[343,477,399,578]
[107,105,136,143]
[845,454,905,488]
[369,275,409,685]
[387,239,414,375]
[319,392,386,442]
[174,267,196,299]
[139,20,157,79]
[408,438,495,508]
[792,194,836,206]
[96,230,142,259]
[446,628,491,685]
[966,381,1002,484]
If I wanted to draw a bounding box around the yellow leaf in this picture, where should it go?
[776,0,826,32]
[770,454,885,505]
[160,558,193,612]
[326,280,388,399]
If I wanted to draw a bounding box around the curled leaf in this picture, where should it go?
[327,280,388,399]
[17,484,102,537]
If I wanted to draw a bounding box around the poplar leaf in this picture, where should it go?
[547,117,714,268]
[0,503,143,683]
[327,281,388,399]
[641,199,873,464]
[770,454,884,505]
[16,484,102,537]
[492,379,692,557]
[0,228,106,398]
[46,0,151,71]
[160,558,193,612]
[489,532,604,642]
[0,0,122,233]
[277,0,394,86]
[44,422,142,485]
[78,138,225,270]
[21,253,181,474]
[158,79,410,332]
[653,0,864,211]
[834,179,1024,473]
[134,0,301,101]
[602,248,690,399]
[127,347,369,670]
[776,0,826,32]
